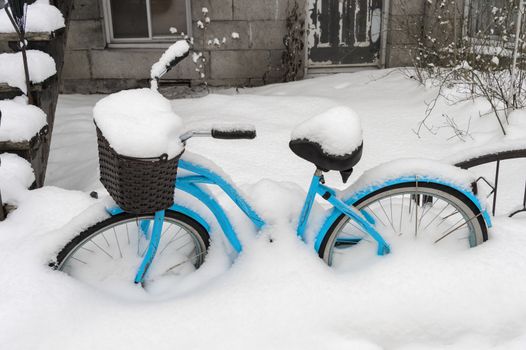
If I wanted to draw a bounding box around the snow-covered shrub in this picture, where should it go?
[282,1,305,82]
[398,0,526,137]
[167,7,239,89]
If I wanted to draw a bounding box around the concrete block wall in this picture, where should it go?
[385,0,425,67]
[62,0,294,94]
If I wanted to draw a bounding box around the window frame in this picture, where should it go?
[102,0,192,48]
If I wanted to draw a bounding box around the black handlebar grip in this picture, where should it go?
[211,128,257,139]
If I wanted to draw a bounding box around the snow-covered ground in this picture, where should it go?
[2,69,526,349]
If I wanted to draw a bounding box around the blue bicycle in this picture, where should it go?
[54,125,491,287]
[53,47,490,288]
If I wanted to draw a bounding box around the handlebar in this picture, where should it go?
[181,125,257,142]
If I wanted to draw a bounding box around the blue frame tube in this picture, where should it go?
[134,210,165,283]
[319,186,391,256]
[296,173,390,256]
[176,180,243,253]
[296,175,321,240]
[179,160,265,229]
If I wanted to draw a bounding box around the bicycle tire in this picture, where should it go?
[319,182,488,267]
[55,210,210,287]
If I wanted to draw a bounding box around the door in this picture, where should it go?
[307,0,382,66]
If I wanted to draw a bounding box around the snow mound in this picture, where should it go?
[340,158,477,200]
[0,2,65,33]
[150,40,190,80]
[0,50,56,93]
[93,88,184,159]
[445,110,526,166]
[0,97,47,142]
[0,153,34,203]
[291,106,362,156]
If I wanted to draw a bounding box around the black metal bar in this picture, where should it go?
[455,149,526,169]
[492,160,500,217]
[0,190,5,221]
[4,4,33,104]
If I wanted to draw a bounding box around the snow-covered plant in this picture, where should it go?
[169,7,240,89]
[282,1,305,82]
[401,0,526,137]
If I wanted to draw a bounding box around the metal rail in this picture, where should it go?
[454,148,526,217]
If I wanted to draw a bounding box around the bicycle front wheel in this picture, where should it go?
[55,210,210,290]
[319,182,488,268]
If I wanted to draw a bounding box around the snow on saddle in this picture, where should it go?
[289,106,363,182]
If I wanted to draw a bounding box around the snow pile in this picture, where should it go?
[19,68,526,349]
[0,50,56,92]
[446,109,526,165]
[150,40,190,81]
[291,106,362,156]
[0,97,47,142]
[341,158,477,200]
[507,109,526,140]
[0,153,34,203]
[93,88,184,158]
[0,1,64,33]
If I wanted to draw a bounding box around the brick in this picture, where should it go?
[192,21,249,50]
[66,20,105,50]
[71,0,101,20]
[233,0,288,20]
[90,49,203,80]
[210,50,270,79]
[249,20,286,49]
[62,50,91,79]
[192,0,233,21]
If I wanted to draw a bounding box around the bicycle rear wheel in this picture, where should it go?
[319,182,488,268]
[55,210,210,290]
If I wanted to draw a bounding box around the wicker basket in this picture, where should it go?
[96,126,181,214]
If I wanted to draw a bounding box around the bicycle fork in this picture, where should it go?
[134,210,165,284]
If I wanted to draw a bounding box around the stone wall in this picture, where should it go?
[62,0,295,94]
[61,0,427,94]
[385,0,425,67]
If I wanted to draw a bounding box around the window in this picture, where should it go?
[103,0,191,45]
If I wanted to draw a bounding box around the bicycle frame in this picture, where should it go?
[107,157,491,283]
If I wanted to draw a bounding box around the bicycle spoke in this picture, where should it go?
[113,227,123,259]
[423,203,449,230]
[71,256,87,265]
[80,246,95,254]
[378,199,397,233]
[158,227,184,255]
[89,239,113,259]
[125,223,130,245]
[434,212,482,243]
[101,232,110,247]
[164,250,207,274]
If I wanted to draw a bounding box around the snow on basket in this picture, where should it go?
[0,98,47,142]
[291,106,363,156]
[0,1,65,33]
[0,153,34,204]
[93,88,185,214]
[0,50,56,93]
